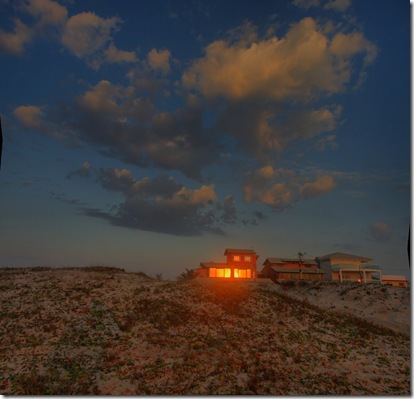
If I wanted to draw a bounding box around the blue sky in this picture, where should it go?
[0,0,410,279]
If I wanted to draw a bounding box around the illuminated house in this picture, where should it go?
[260,257,324,282]
[316,252,382,283]
[197,248,258,279]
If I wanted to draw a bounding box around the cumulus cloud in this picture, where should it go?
[147,48,171,74]
[79,167,230,236]
[61,12,122,58]
[22,0,68,29]
[243,165,336,209]
[104,42,137,64]
[182,17,375,161]
[14,105,44,128]
[369,222,391,243]
[183,17,376,101]
[0,19,33,55]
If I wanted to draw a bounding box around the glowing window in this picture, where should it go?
[209,268,216,277]
[233,255,240,261]
[216,269,224,278]
[247,269,251,278]
[234,269,239,278]
[244,256,251,262]
[224,268,231,278]
[239,269,247,278]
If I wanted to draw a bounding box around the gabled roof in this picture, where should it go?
[316,252,372,262]
[224,248,257,255]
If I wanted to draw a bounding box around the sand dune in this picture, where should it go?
[0,267,410,395]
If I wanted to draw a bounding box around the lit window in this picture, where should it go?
[247,269,251,278]
[216,269,224,277]
[224,268,231,278]
[209,268,216,277]
[239,269,247,278]
[234,255,240,261]
[244,256,251,262]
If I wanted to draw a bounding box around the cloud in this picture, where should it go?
[104,42,137,64]
[14,105,44,128]
[243,165,336,209]
[182,17,375,161]
[0,19,33,55]
[66,161,92,179]
[80,167,228,236]
[299,175,336,199]
[22,0,68,28]
[369,222,392,243]
[324,0,351,12]
[47,80,217,179]
[61,12,122,58]
[147,48,171,74]
[183,17,376,102]
[292,0,321,9]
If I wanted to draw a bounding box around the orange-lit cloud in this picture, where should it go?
[147,49,171,74]
[14,105,44,128]
[22,0,68,28]
[243,166,336,209]
[0,19,33,55]
[183,17,376,101]
[75,167,229,236]
[61,12,122,58]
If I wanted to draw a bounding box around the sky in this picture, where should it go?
[0,0,410,279]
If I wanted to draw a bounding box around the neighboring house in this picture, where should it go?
[316,252,382,283]
[260,257,324,282]
[197,248,258,279]
[382,275,409,288]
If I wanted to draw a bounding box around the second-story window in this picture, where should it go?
[233,255,240,261]
[244,256,251,262]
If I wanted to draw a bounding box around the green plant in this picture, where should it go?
[177,268,197,281]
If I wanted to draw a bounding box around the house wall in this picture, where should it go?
[382,279,408,288]
[319,260,333,280]
[225,253,257,278]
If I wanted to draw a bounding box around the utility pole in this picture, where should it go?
[298,251,306,280]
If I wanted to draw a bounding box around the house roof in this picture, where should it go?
[200,262,228,268]
[264,257,317,265]
[316,252,372,262]
[224,248,257,255]
[382,275,408,281]
[270,266,324,274]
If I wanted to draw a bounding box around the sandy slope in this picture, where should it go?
[0,267,410,395]
[264,279,411,336]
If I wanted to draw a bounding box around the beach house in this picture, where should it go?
[260,257,324,282]
[197,248,258,279]
[316,252,382,283]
